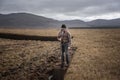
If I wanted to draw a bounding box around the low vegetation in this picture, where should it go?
[0,29,120,80]
[65,29,120,80]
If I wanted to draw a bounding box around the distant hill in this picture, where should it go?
[60,20,89,27]
[87,19,120,27]
[0,13,120,28]
[0,13,59,28]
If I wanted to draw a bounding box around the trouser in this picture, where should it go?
[61,42,69,66]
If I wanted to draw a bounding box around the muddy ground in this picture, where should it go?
[0,38,76,80]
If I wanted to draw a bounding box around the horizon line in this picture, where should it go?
[0,12,120,22]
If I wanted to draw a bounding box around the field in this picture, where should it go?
[65,29,120,80]
[0,29,120,80]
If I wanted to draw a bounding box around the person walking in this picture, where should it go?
[57,24,71,68]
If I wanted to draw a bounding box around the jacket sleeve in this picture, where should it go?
[68,32,71,47]
[57,31,61,40]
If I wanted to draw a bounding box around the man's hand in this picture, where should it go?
[68,47,71,50]
[58,38,61,41]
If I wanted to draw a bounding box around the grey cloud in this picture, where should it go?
[0,0,120,20]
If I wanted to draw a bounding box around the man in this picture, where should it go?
[57,24,71,68]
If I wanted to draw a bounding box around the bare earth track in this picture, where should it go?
[0,38,77,80]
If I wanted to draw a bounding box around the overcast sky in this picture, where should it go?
[0,0,120,21]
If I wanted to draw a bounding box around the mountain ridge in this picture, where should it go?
[0,13,120,28]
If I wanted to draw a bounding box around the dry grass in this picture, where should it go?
[0,28,59,36]
[0,29,61,80]
[65,29,120,80]
[0,38,60,80]
[0,29,120,80]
